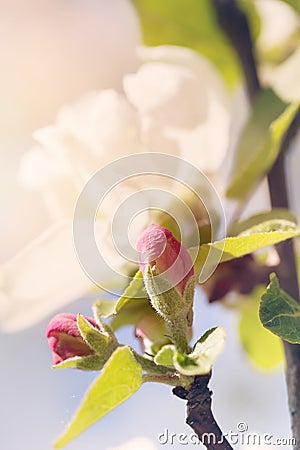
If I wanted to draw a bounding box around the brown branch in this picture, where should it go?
[268,107,300,212]
[267,110,300,445]
[211,0,300,446]
[212,0,260,103]
[173,374,233,450]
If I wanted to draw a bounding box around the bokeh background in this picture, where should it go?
[1,1,299,449]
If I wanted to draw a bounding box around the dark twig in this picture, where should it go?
[212,0,260,103]
[212,0,300,446]
[268,107,300,288]
[173,374,233,450]
[267,109,300,445]
[268,107,300,213]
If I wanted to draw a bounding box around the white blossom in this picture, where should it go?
[0,46,231,331]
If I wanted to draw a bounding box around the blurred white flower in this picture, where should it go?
[256,0,300,103]
[255,0,299,52]
[106,436,157,450]
[0,0,140,266]
[20,90,142,221]
[0,222,91,331]
[263,48,300,103]
[127,45,230,172]
[0,45,231,332]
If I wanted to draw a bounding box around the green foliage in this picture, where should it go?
[196,326,218,344]
[53,355,106,371]
[226,91,300,200]
[260,274,300,344]
[154,345,175,367]
[115,270,147,309]
[93,299,119,319]
[92,219,300,352]
[52,214,300,445]
[93,271,152,331]
[241,219,299,234]
[55,347,142,449]
[154,327,226,375]
[110,299,153,331]
[239,288,283,369]
[77,314,110,351]
[229,209,297,236]
[132,0,249,86]
[191,220,300,276]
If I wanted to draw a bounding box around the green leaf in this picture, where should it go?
[260,274,300,344]
[116,270,148,311]
[183,326,226,374]
[132,0,243,86]
[239,288,283,369]
[55,347,142,449]
[53,355,106,371]
[154,345,176,367]
[77,314,111,352]
[241,219,300,234]
[110,300,153,331]
[93,299,119,319]
[195,327,218,345]
[93,271,152,331]
[229,208,297,236]
[110,270,151,331]
[154,327,225,375]
[190,220,300,279]
[226,89,295,200]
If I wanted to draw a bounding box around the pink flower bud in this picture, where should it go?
[46,313,99,365]
[137,225,194,295]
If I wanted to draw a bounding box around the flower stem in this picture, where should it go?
[143,373,182,386]
[132,349,176,375]
[166,315,191,354]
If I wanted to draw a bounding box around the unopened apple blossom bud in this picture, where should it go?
[137,224,194,297]
[137,225,195,353]
[46,313,99,365]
